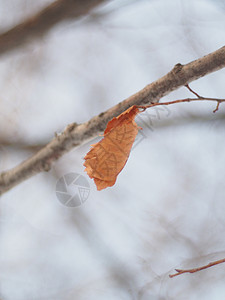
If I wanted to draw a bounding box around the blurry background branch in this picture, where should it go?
[0,0,105,56]
[0,45,225,194]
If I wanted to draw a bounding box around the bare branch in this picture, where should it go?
[0,0,105,56]
[185,84,202,98]
[137,96,225,113]
[170,258,225,278]
[0,46,225,194]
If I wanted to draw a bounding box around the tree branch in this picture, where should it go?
[137,96,225,113]
[0,46,225,194]
[169,258,225,278]
[0,0,105,56]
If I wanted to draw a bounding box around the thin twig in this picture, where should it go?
[137,97,225,113]
[0,46,225,194]
[185,84,202,98]
[169,258,225,278]
[213,100,221,113]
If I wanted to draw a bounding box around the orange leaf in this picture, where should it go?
[84,105,141,190]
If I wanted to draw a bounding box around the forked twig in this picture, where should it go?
[137,84,225,113]
[169,258,225,278]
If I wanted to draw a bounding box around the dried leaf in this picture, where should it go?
[84,105,140,190]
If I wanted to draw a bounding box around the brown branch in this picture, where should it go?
[137,96,225,113]
[0,0,105,56]
[0,46,225,194]
[185,84,202,98]
[169,258,225,278]
[213,100,221,113]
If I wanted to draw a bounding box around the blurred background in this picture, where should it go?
[0,0,225,299]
